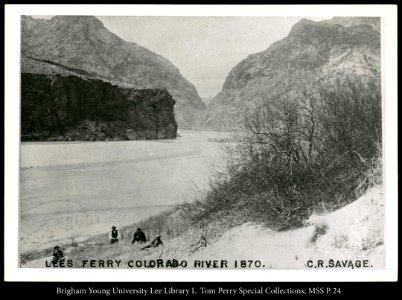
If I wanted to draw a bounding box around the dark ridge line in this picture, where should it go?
[24,55,98,78]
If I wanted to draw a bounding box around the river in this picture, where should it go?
[19,130,234,253]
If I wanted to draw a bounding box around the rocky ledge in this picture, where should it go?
[21,73,178,141]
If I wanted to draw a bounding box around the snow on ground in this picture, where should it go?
[179,185,384,269]
[23,185,384,269]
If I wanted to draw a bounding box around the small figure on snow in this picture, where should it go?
[132,228,147,244]
[109,226,120,244]
[140,235,163,250]
[52,245,65,264]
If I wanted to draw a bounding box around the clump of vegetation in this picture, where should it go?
[133,207,190,240]
[183,77,382,231]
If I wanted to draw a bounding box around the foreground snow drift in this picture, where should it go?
[183,185,384,269]
[23,185,384,269]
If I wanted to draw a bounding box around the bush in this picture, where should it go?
[185,77,382,230]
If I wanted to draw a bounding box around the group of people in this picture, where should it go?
[109,226,163,250]
[52,226,164,264]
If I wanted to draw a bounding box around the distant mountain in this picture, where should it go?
[202,96,215,106]
[21,15,206,129]
[203,17,381,130]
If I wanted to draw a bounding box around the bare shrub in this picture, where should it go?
[184,76,382,231]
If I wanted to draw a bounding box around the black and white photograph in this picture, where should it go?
[4,4,398,282]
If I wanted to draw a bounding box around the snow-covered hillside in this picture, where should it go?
[183,185,384,269]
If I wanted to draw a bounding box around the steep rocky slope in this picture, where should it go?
[203,17,381,130]
[21,60,178,141]
[21,15,206,129]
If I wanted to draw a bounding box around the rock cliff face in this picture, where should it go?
[21,15,206,129]
[203,17,381,130]
[21,71,177,141]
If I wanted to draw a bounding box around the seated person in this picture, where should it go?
[140,235,163,250]
[132,228,147,244]
[52,246,65,264]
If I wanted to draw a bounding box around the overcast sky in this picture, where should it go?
[33,16,330,98]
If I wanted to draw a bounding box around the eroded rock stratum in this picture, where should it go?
[21,73,177,141]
